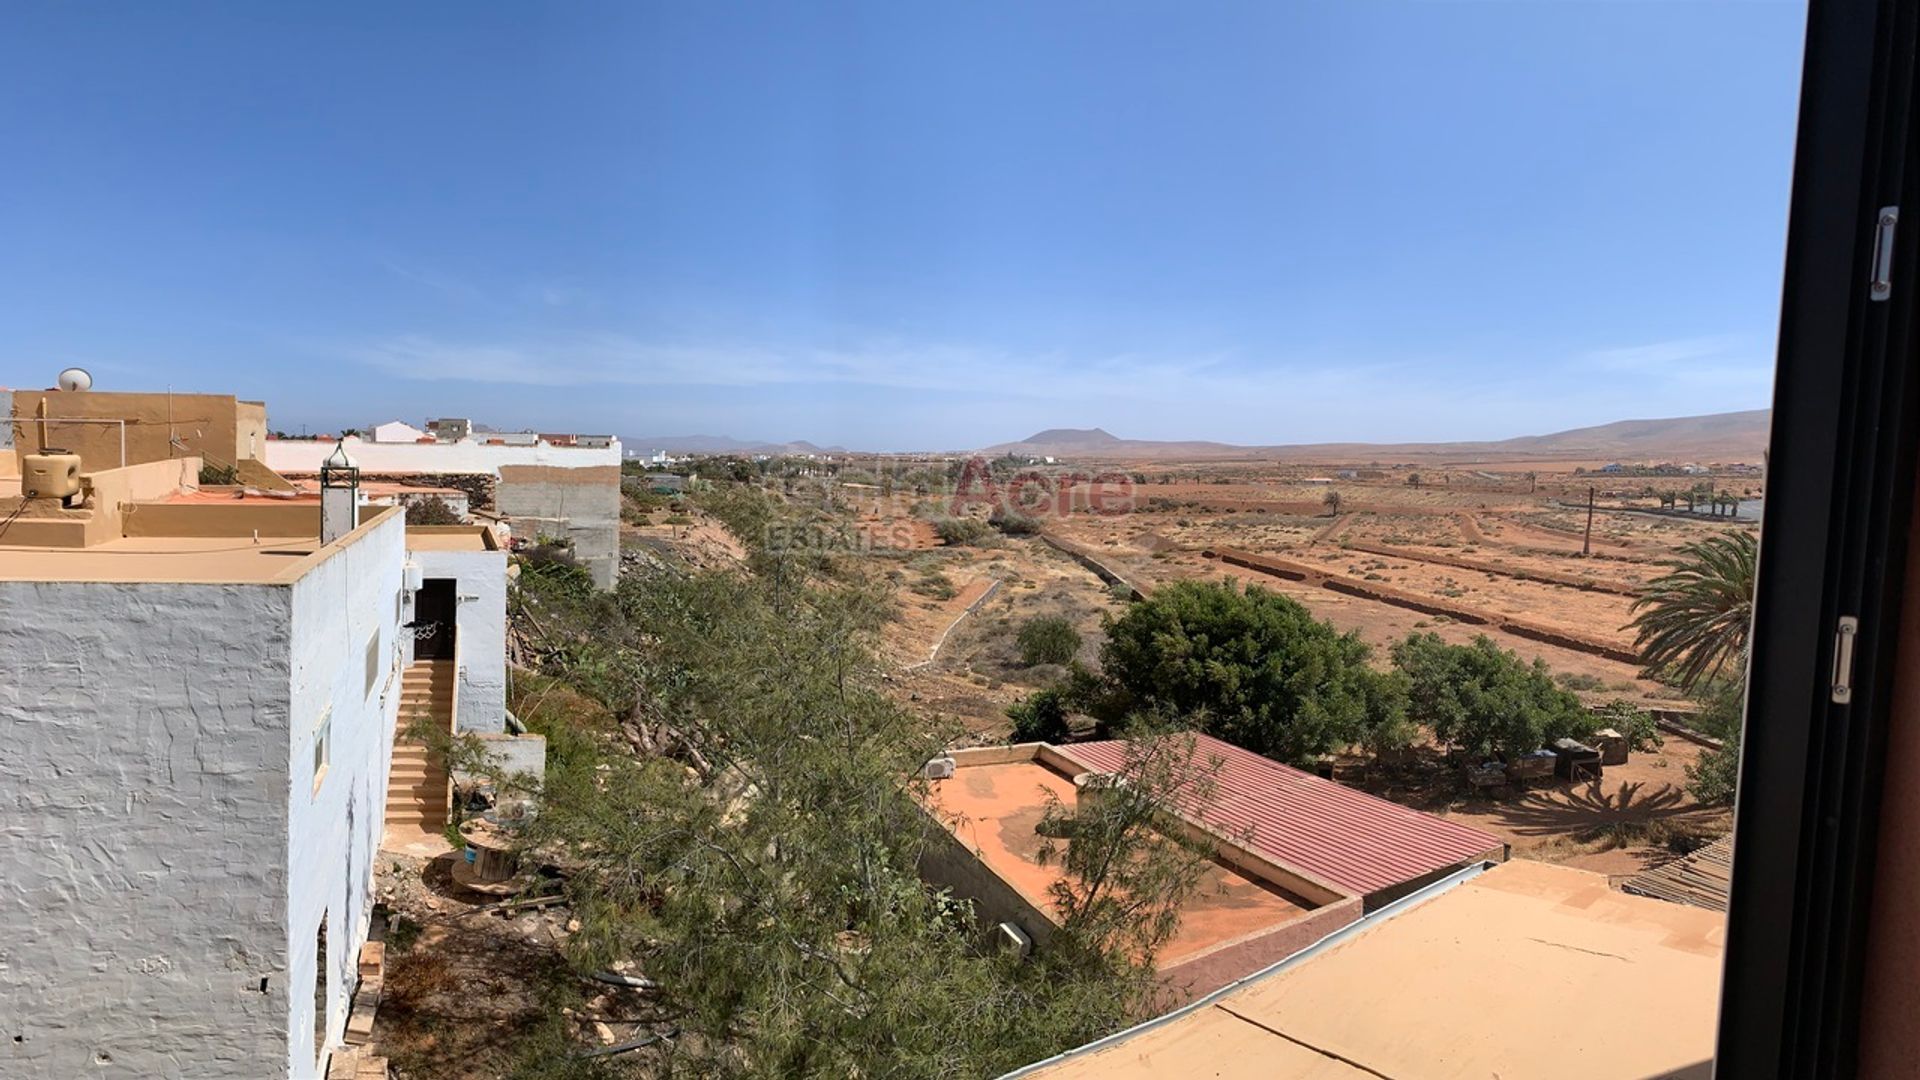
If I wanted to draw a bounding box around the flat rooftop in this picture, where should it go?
[0,534,340,584]
[1019,859,1724,1080]
[405,525,500,552]
[925,757,1316,965]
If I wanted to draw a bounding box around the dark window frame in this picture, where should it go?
[1717,0,1920,1074]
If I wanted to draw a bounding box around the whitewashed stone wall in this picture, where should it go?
[285,512,405,1078]
[265,435,620,476]
[0,582,294,1078]
[0,511,407,1080]
[408,545,508,735]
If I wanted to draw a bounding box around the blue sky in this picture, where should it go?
[0,2,1805,450]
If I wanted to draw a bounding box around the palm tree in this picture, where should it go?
[1629,531,1758,691]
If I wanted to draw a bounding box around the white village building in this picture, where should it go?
[0,440,538,1078]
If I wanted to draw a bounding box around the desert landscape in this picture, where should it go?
[750,412,1766,884]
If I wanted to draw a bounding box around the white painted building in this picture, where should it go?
[0,497,408,1079]
[265,435,623,589]
[404,527,510,735]
[367,420,427,444]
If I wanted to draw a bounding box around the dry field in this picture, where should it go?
[855,459,1752,876]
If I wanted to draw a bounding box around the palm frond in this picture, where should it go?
[1629,531,1757,692]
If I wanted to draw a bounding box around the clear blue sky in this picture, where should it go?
[0,2,1805,450]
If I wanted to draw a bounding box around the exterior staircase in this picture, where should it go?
[385,660,454,831]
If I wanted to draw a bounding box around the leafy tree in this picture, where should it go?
[1391,633,1592,759]
[1035,726,1219,969]
[1591,699,1663,752]
[1018,616,1082,666]
[488,500,1203,1076]
[1322,488,1342,515]
[1007,685,1073,743]
[1685,682,1745,805]
[405,495,462,525]
[1406,473,1422,488]
[1629,531,1758,691]
[1090,580,1404,763]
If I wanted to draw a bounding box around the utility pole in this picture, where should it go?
[1583,485,1595,556]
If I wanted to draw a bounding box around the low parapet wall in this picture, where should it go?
[124,501,321,539]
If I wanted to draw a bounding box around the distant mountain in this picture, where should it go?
[625,434,847,456]
[978,409,1771,463]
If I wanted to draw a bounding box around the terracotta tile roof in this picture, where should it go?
[1055,734,1503,897]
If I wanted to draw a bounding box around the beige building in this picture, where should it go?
[1010,859,1723,1080]
[3,387,268,476]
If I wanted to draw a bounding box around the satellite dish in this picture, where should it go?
[56,367,93,392]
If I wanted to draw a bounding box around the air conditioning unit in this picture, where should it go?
[921,755,957,780]
[22,452,82,501]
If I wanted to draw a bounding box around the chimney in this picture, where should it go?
[319,439,360,543]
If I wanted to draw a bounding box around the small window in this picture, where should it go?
[364,632,380,698]
[312,711,331,796]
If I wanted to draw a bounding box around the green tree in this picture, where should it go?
[1685,682,1745,805]
[1391,633,1592,759]
[1322,488,1342,515]
[1591,699,1663,752]
[1017,616,1082,666]
[1629,531,1758,691]
[405,495,462,525]
[1091,580,1404,763]
[492,501,1206,1076]
[1035,726,1219,970]
[1007,685,1072,743]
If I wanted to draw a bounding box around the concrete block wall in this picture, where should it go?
[0,582,295,1079]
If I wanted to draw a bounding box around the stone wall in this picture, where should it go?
[285,511,406,1077]
[0,581,295,1078]
[408,544,509,734]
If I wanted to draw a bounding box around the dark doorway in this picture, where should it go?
[413,579,456,660]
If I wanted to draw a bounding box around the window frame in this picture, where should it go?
[1716,0,1920,1073]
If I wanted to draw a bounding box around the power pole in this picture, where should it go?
[1583,485,1595,556]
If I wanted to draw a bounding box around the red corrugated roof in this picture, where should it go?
[1055,734,1502,898]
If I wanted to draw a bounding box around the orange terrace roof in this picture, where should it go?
[924,756,1316,967]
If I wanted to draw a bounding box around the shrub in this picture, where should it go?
[934,516,990,546]
[990,507,1043,536]
[663,514,693,526]
[1685,683,1745,804]
[1592,699,1663,752]
[405,496,462,526]
[1007,686,1071,743]
[198,461,239,485]
[1017,616,1081,666]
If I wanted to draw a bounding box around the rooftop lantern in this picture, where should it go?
[320,439,360,544]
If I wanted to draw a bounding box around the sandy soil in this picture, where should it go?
[1339,736,1731,880]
